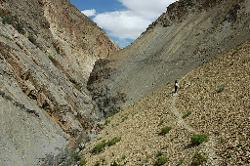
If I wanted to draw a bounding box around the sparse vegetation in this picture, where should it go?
[80,158,87,166]
[107,137,121,146]
[67,151,83,165]
[191,152,207,166]
[158,126,172,136]
[191,134,208,145]
[177,159,184,165]
[107,107,121,118]
[92,137,121,154]
[182,111,192,119]
[72,151,81,162]
[156,151,163,157]
[110,161,120,166]
[48,54,55,60]
[154,152,168,166]
[91,140,107,154]
[81,29,250,165]
[121,155,126,160]
[216,84,225,93]
[94,162,100,166]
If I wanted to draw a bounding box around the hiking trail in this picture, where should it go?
[170,93,220,165]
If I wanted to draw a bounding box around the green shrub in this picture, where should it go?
[110,161,120,166]
[177,159,184,165]
[154,153,168,166]
[216,85,225,93]
[91,137,121,155]
[182,112,192,119]
[156,151,163,157]
[80,158,87,166]
[191,134,208,145]
[121,155,126,160]
[94,162,100,166]
[91,140,107,154]
[107,137,121,146]
[73,152,81,161]
[158,127,172,136]
[48,54,55,60]
[191,152,207,166]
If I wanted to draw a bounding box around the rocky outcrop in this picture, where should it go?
[0,0,117,165]
[91,0,250,106]
[155,0,242,27]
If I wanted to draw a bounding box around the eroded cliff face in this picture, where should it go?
[89,0,250,107]
[0,0,117,165]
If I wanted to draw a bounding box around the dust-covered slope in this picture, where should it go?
[0,0,117,165]
[82,40,250,166]
[89,0,250,107]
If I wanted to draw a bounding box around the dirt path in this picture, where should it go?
[171,93,220,165]
[170,94,196,133]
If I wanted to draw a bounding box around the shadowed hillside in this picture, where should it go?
[89,0,250,108]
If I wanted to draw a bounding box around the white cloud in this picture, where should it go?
[118,0,175,19]
[94,11,151,39]
[92,0,177,46]
[81,9,96,17]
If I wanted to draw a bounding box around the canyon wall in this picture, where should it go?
[0,0,117,165]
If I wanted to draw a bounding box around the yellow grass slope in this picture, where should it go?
[82,41,250,165]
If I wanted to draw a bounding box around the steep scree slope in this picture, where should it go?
[89,0,250,106]
[0,0,117,165]
[83,40,250,166]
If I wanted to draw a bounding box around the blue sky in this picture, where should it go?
[70,0,177,47]
[70,0,125,13]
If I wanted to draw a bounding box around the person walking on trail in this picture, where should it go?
[174,80,179,94]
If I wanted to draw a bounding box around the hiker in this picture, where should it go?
[174,80,179,94]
